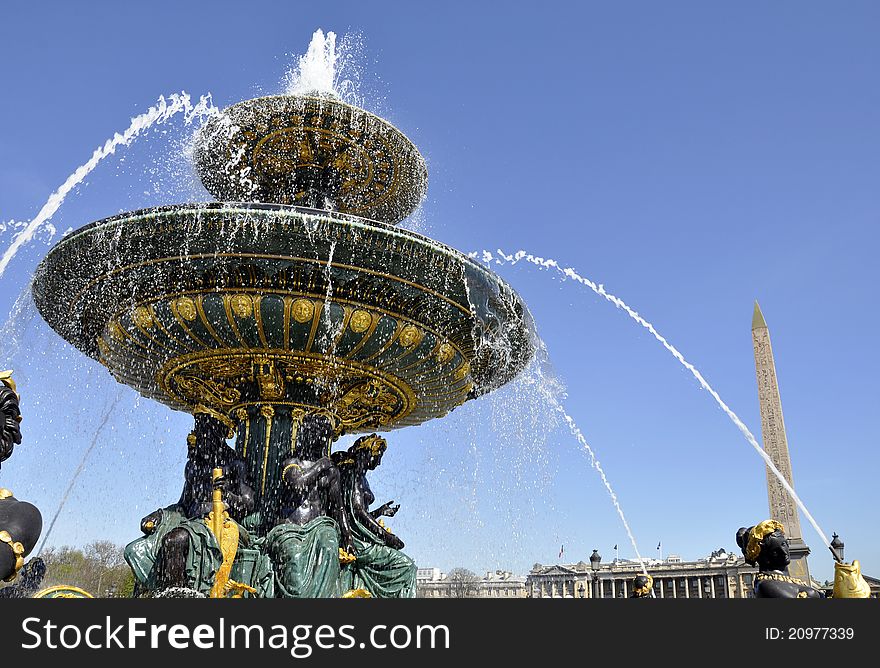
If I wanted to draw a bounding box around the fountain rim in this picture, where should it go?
[36,202,524,304]
[197,93,426,163]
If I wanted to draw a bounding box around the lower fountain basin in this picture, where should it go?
[32,204,535,432]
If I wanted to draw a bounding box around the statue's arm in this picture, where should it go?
[281,456,334,489]
[351,478,404,549]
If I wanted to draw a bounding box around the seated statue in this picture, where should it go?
[0,371,43,585]
[263,412,354,598]
[125,408,259,596]
[736,520,824,598]
[331,434,417,598]
[630,573,653,599]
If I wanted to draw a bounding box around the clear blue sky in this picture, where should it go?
[1,1,878,586]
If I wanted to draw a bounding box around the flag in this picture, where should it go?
[613,544,617,550]
[558,545,564,559]
[657,541,661,550]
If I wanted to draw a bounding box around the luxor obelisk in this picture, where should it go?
[752,301,812,583]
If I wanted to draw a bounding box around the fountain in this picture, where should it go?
[27,33,536,597]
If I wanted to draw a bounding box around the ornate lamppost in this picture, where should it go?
[589,549,601,599]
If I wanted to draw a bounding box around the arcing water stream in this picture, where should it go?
[0,92,218,280]
[477,248,832,553]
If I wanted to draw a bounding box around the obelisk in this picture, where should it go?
[751,301,811,583]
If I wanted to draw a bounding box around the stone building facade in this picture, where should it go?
[527,550,759,598]
[417,568,528,598]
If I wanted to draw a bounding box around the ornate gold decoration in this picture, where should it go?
[225,580,258,598]
[33,585,95,599]
[195,95,427,224]
[436,342,455,364]
[282,462,303,478]
[0,489,12,500]
[398,324,422,348]
[342,588,372,598]
[354,435,387,456]
[237,407,251,457]
[833,560,871,599]
[261,405,275,494]
[254,357,285,401]
[174,296,198,322]
[335,378,402,430]
[108,322,126,341]
[754,571,808,586]
[339,547,357,565]
[230,294,254,318]
[454,361,471,381]
[350,310,372,333]
[377,518,393,535]
[158,349,415,431]
[175,375,241,409]
[746,520,785,563]
[0,529,26,582]
[187,433,197,448]
[292,298,316,323]
[205,468,241,599]
[132,306,155,329]
[0,370,18,400]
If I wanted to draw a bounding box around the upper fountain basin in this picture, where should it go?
[193,95,428,225]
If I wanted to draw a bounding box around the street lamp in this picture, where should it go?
[830,533,845,563]
[589,549,601,599]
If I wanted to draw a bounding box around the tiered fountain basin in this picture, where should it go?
[32,203,534,433]
[32,92,535,529]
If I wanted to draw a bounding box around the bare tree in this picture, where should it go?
[446,567,480,598]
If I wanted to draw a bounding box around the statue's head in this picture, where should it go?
[296,412,338,456]
[0,371,22,467]
[351,434,387,470]
[737,520,789,569]
[631,574,653,597]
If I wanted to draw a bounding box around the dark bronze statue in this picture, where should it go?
[332,434,417,598]
[0,371,42,585]
[125,409,254,594]
[277,413,354,553]
[736,520,824,598]
[264,412,355,597]
[630,573,653,598]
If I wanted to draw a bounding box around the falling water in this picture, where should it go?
[478,248,832,552]
[0,92,218,279]
[528,339,651,581]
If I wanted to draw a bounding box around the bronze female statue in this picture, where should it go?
[263,412,355,597]
[736,520,824,598]
[332,434,417,598]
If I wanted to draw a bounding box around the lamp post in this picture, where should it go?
[830,533,845,563]
[589,549,601,599]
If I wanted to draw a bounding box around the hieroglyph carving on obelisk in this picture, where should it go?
[752,301,811,582]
